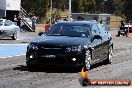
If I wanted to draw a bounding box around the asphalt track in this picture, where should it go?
[0,30,132,88]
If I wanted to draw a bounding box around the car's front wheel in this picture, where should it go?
[84,50,91,71]
[26,62,37,71]
[11,30,17,40]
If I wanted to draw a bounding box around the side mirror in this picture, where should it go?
[38,32,47,36]
[93,35,102,40]
[38,32,44,36]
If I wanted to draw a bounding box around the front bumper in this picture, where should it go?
[26,50,85,67]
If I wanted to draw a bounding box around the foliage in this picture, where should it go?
[21,0,132,21]
[122,0,132,22]
[21,0,48,18]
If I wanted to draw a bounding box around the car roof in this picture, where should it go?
[57,21,98,25]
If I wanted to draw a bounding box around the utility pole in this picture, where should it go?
[68,0,71,20]
[50,0,52,24]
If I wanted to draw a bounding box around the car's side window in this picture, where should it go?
[4,21,7,26]
[7,21,12,26]
[91,24,100,35]
[4,21,11,26]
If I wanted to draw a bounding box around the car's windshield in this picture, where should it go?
[47,24,90,37]
[0,20,3,26]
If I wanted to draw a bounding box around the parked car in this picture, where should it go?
[26,21,113,70]
[0,19,20,40]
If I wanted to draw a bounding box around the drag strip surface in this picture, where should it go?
[0,30,132,88]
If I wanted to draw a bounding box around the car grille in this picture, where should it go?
[38,45,67,55]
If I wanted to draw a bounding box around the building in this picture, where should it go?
[71,13,111,30]
[0,0,33,31]
[0,0,21,21]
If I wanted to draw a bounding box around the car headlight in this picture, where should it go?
[83,45,88,49]
[28,44,38,50]
[66,46,81,52]
[71,46,82,52]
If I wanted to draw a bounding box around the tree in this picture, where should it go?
[113,0,121,16]
[72,0,82,13]
[21,0,48,18]
[122,0,132,22]
[83,0,93,13]
[21,0,131,21]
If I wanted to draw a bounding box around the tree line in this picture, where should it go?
[21,0,132,21]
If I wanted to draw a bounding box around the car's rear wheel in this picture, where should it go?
[84,50,91,71]
[11,30,17,40]
[105,46,113,64]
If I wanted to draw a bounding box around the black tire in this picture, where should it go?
[27,63,37,71]
[82,78,88,86]
[11,31,17,40]
[117,30,121,36]
[123,33,125,36]
[84,50,91,71]
[105,46,113,64]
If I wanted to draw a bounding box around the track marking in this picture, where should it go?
[0,44,28,58]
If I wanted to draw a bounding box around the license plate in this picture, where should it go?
[42,55,56,58]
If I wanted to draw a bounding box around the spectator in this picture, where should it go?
[17,16,21,27]
[13,15,22,32]
[13,15,18,22]
[17,16,22,31]
[31,15,37,32]
[69,15,73,21]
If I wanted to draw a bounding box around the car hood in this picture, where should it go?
[32,35,90,46]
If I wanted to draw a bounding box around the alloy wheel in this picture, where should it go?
[85,50,91,70]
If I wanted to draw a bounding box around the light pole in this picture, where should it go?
[50,0,52,24]
[68,0,71,20]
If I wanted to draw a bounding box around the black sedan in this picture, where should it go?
[26,21,113,70]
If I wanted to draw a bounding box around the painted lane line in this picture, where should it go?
[0,44,29,45]
[0,44,28,58]
[0,54,26,59]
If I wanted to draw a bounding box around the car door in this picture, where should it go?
[98,24,110,60]
[90,24,103,64]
